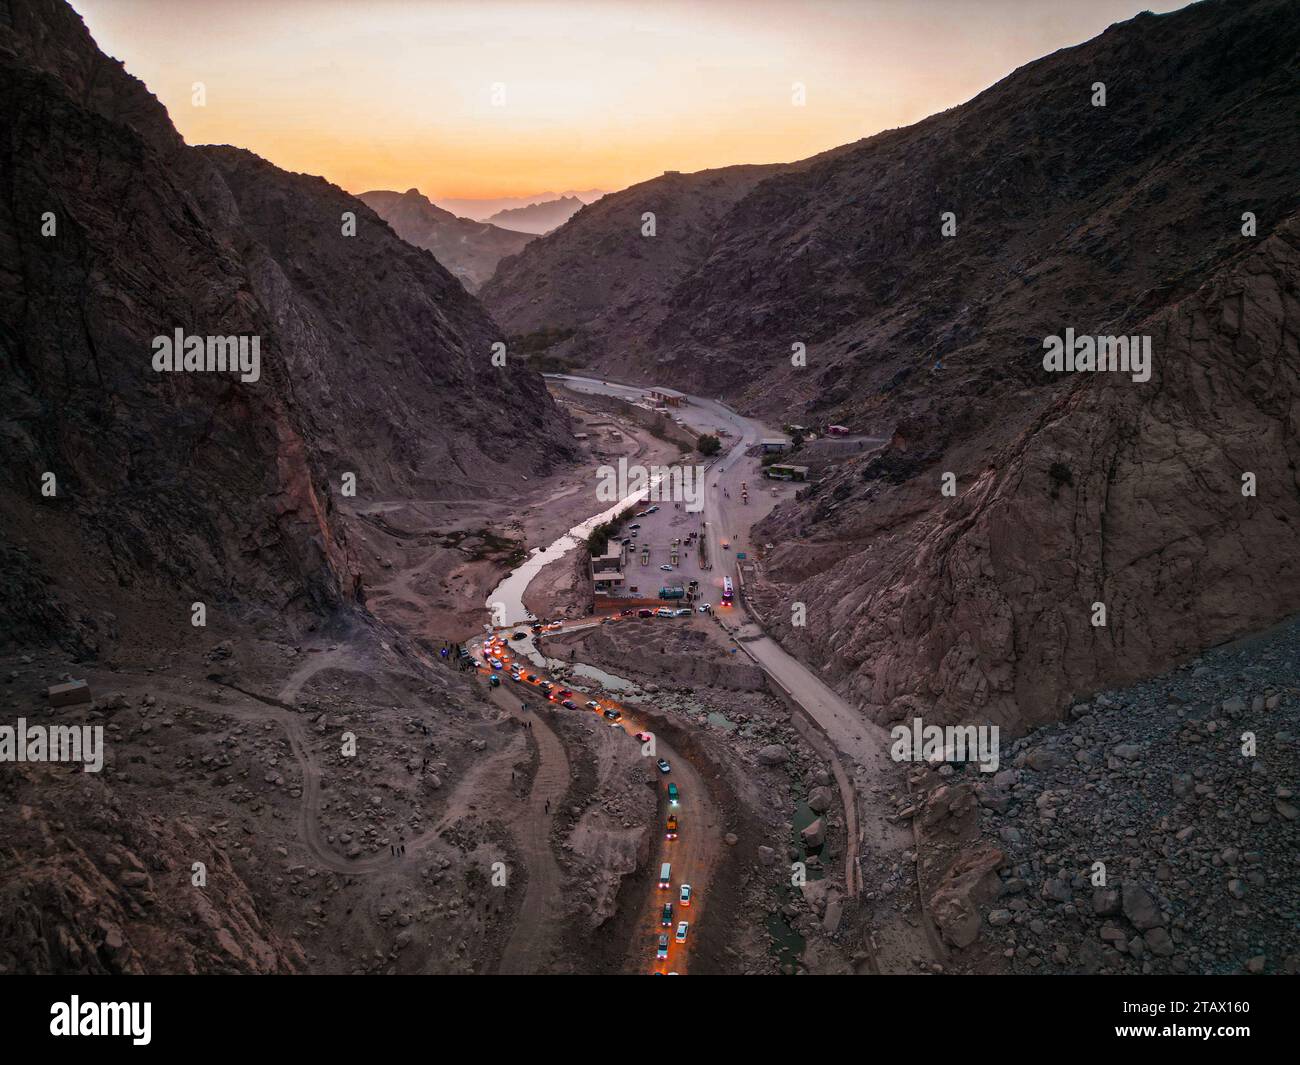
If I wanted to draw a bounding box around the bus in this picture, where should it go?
[722,576,733,605]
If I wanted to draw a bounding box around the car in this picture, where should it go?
[656,934,669,960]
[562,700,578,710]
[635,732,653,743]
[661,902,674,926]
[657,759,671,774]
[655,608,673,617]
[637,608,654,618]
[672,608,691,617]
[511,631,527,640]
[538,682,553,693]
[603,708,621,721]
[525,674,537,683]
[659,564,673,571]
[646,505,660,514]
[675,921,689,943]
[488,675,500,688]
[490,661,503,670]
[628,523,641,531]
[586,700,601,711]
[697,604,712,613]
[679,884,692,906]
[556,690,571,700]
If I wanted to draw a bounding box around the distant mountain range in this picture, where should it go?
[485,195,587,235]
[357,188,534,292]
[436,189,606,222]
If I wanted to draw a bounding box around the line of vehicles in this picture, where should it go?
[475,628,700,973]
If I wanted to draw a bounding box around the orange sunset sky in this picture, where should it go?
[72,0,1191,201]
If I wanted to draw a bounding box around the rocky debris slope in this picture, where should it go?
[0,0,573,655]
[911,614,1298,974]
[357,188,535,292]
[0,763,304,974]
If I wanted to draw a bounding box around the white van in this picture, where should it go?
[658,862,671,889]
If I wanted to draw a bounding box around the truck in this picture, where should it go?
[665,814,679,840]
[667,782,679,805]
[658,585,685,600]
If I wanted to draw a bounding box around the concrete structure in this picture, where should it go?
[766,463,809,481]
[591,542,627,597]
[648,386,686,408]
[760,437,791,453]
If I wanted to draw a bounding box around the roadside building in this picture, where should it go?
[648,386,686,408]
[760,437,791,453]
[766,463,809,481]
[590,542,627,598]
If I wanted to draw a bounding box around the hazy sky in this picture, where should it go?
[72,0,1192,200]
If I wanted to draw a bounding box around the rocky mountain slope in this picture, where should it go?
[486,0,1300,734]
[357,188,534,292]
[0,0,573,656]
[479,164,789,359]
[486,195,585,235]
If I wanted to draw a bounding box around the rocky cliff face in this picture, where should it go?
[357,188,534,292]
[0,0,572,655]
[483,0,1300,733]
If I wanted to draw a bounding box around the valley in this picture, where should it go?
[1,0,1296,990]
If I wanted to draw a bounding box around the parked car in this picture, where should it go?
[655,608,673,618]
[657,759,671,774]
[656,934,669,960]
[635,732,653,743]
[661,903,673,926]
[697,604,712,613]
[603,708,621,721]
[638,608,654,618]
[659,564,673,571]
[562,700,578,710]
[586,700,601,711]
[675,921,689,943]
[679,883,692,906]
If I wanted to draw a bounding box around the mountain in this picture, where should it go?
[437,189,606,221]
[479,164,788,356]
[0,0,574,656]
[485,195,585,235]
[356,188,534,292]
[482,0,1300,733]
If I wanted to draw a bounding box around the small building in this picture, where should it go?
[573,432,589,441]
[766,464,809,481]
[760,437,790,454]
[648,386,686,408]
[591,543,627,597]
